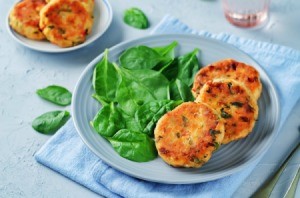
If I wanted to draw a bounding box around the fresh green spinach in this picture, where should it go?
[36,85,72,106]
[153,41,178,59]
[116,68,169,115]
[119,46,166,70]
[32,110,70,134]
[169,79,194,101]
[176,48,200,86]
[91,102,126,137]
[123,8,149,29]
[92,50,120,104]
[156,48,200,86]
[90,43,201,162]
[107,129,157,162]
[135,100,182,136]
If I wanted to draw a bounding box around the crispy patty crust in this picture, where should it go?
[39,0,93,47]
[154,102,224,168]
[9,0,47,40]
[192,59,262,100]
[196,79,258,144]
[45,0,94,14]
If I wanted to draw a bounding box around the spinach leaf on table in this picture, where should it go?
[107,129,157,162]
[123,8,149,29]
[116,68,169,116]
[36,85,72,106]
[32,110,70,134]
[135,100,183,137]
[92,50,120,104]
[119,46,166,70]
[91,102,126,137]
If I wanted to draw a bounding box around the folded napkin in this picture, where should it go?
[35,15,300,198]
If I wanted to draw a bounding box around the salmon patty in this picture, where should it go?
[154,102,224,168]
[196,79,258,144]
[192,59,262,100]
[9,0,47,40]
[45,0,94,14]
[39,0,93,47]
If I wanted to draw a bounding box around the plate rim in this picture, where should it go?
[6,0,113,53]
[72,33,281,184]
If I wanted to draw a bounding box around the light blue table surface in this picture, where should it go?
[1,0,300,197]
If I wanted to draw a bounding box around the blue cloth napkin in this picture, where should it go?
[35,15,300,198]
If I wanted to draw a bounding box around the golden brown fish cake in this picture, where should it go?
[192,59,262,100]
[39,0,93,47]
[9,0,47,40]
[78,0,94,14]
[154,102,224,168]
[45,0,94,14]
[196,79,258,144]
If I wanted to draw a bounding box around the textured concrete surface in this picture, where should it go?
[1,0,300,197]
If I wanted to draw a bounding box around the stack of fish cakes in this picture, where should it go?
[154,59,262,168]
[9,0,94,47]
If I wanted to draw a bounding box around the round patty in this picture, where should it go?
[192,59,262,100]
[196,79,258,144]
[39,0,93,47]
[45,0,94,14]
[9,0,47,40]
[154,102,224,168]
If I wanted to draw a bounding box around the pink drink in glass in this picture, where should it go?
[222,0,270,28]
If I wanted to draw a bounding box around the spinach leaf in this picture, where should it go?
[119,46,166,70]
[123,8,149,29]
[169,79,194,101]
[152,41,178,73]
[153,41,178,59]
[32,111,70,134]
[156,49,200,85]
[135,100,182,136]
[92,50,120,103]
[159,58,179,81]
[91,102,126,137]
[116,68,169,116]
[176,48,200,86]
[36,85,72,106]
[107,129,157,162]
[119,109,143,133]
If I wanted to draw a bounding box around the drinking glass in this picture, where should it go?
[222,0,270,28]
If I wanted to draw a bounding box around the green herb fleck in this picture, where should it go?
[193,157,202,164]
[213,142,220,150]
[58,28,65,34]
[227,82,232,89]
[182,115,189,127]
[209,129,221,137]
[221,108,232,119]
[231,101,243,107]
[227,82,233,94]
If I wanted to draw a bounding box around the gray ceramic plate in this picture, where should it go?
[7,0,112,53]
[72,34,280,184]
